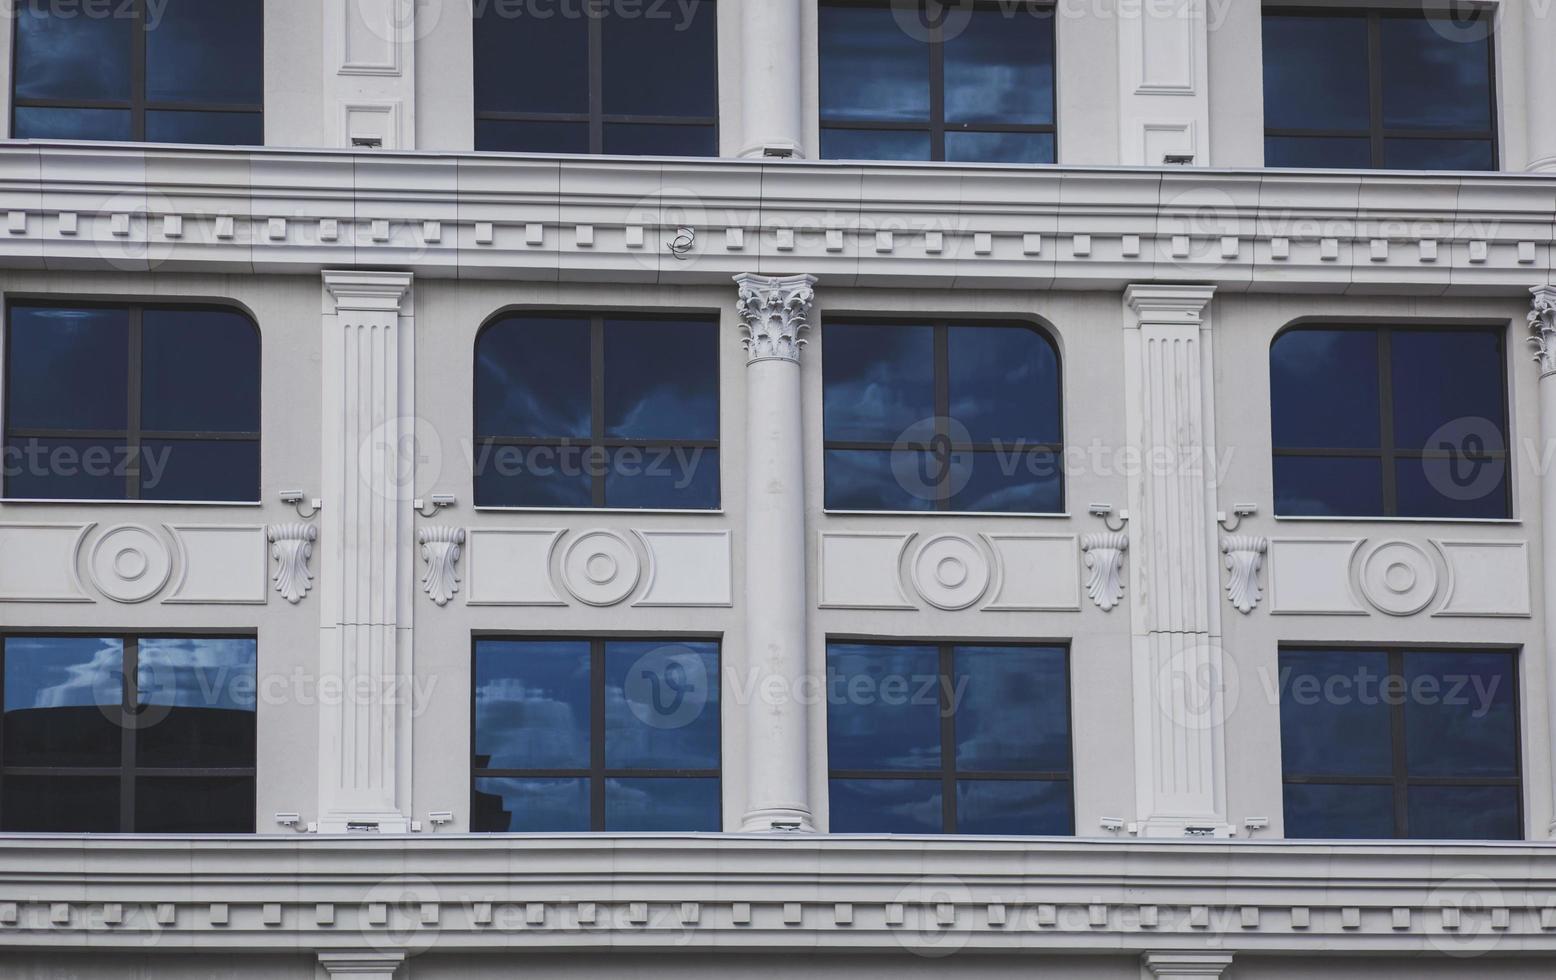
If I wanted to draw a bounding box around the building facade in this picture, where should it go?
[2,0,1556,976]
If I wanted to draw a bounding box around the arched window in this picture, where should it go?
[822,320,1062,512]
[1269,324,1509,519]
[474,312,720,509]
[4,303,261,502]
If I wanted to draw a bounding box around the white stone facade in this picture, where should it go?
[0,1,1555,977]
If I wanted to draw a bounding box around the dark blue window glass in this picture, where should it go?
[472,638,721,832]
[4,304,260,502]
[474,0,717,156]
[1,635,256,833]
[1270,326,1508,518]
[475,314,719,509]
[820,2,1056,162]
[824,321,1062,512]
[12,0,262,145]
[1262,10,1495,170]
[1280,648,1521,840]
[826,642,1072,835]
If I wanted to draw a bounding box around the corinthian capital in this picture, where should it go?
[1530,286,1556,378]
[733,273,817,363]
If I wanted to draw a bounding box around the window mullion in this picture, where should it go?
[1389,649,1409,839]
[126,307,143,500]
[930,30,946,160]
[121,636,138,832]
[591,317,607,508]
[939,644,956,833]
[588,2,605,153]
[131,0,148,140]
[1377,329,1396,516]
[590,639,607,832]
[933,324,951,511]
[1367,12,1385,167]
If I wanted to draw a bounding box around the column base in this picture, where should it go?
[315,811,413,835]
[318,951,406,979]
[1141,952,1233,979]
[1134,816,1234,839]
[740,805,816,833]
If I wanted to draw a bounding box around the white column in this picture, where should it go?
[1528,287,1556,832]
[1525,9,1556,172]
[1122,284,1232,838]
[323,0,418,149]
[737,0,806,158]
[1116,0,1211,165]
[733,273,817,832]
[317,271,417,835]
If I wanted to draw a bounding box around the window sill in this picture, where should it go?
[823,509,1070,519]
[473,506,724,516]
[0,498,262,507]
[1273,514,1519,526]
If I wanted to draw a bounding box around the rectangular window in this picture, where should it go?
[826,641,1072,834]
[12,0,264,144]
[473,0,718,155]
[1262,8,1496,170]
[1280,647,1521,840]
[819,0,1056,163]
[0,635,257,833]
[471,638,721,832]
[1270,325,1509,519]
[4,303,261,503]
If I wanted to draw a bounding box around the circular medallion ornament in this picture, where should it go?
[909,534,990,611]
[560,530,641,606]
[1358,540,1438,616]
[88,525,173,603]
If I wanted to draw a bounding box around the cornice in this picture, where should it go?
[0,142,1553,293]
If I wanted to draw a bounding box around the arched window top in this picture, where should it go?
[1269,323,1508,519]
[822,319,1063,513]
[473,311,720,510]
[4,301,261,502]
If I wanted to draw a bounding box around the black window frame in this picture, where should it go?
[0,632,258,834]
[3,299,263,503]
[822,318,1065,513]
[472,0,719,156]
[1261,6,1499,170]
[472,310,721,510]
[826,639,1075,835]
[818,0,1058,162]
[1279,645,1523,839]
[9,0,266,144]
[469,634,723,833]
[1269,322,1511,518]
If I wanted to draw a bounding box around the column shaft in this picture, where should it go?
[738,0,806,158]
[1529,287,1556,832]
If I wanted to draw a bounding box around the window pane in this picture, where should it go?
[1404,652,1518,779]
[944,8,1054,124]
[1395,456,1508,520]
[472,776,589,832]
[1,775,119,833]
[12,106,134,141]
[1284,782,1396,839]
[473,6,587,114]
[944,131,1054,164]
[949,451,1061,513]
[1380,16,1492,131]
[605,777,720,832]
[145,0,263,106]
[8,306,129,430]
[604,319,718,440]
[142,309,260,433]
[824,324,934,442]
[135,638,257,769]
[1407,785,1519,840]
[605,447,719,510]
[956,779,1070,835]
[1265,136,1372,169]
[4,637,124,768]
[474,444,594,508]
[14,2,132,102]
[953,646,1068,772]
[1270,329,1380,448]
[1383,138,1495,171]
[1273,456,1384,517]
[826,643,941,771]
[476,316,592,438]
[605,641,720,770]
[602,0,716,117]
[821,128,932,161]
[824,449,934,511]
[145,110,263,146]
[135,776,254,834]
[475,119,591,154]
[1279,650,1393,778]
[4,436,130,500]
[139,439,259,502]
[602,123,717,157]
[1390,330,1504,450]
[829,778,942,834]
[819,5,930,122]
[948,325,1059,443]
[474,640,591,770]
[1261,15,1369,131]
